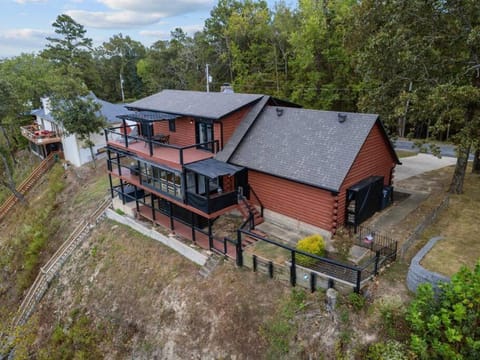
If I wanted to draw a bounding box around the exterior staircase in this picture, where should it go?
[12,197,110,328]
[241,228,267,249]
[237,198,264,226]
[0,151,62,222]
[198,254,222,278]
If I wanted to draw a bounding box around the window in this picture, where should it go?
[138,160,182,199]
[168,119,176,132]
[196,121,214,151]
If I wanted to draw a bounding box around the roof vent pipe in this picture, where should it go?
[338,113,347,123]
[276,108,284,117]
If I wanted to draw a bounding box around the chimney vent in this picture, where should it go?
[276,108,284,117]
[338,113,347,123]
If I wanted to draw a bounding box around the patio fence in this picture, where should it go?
[237,221,398,293]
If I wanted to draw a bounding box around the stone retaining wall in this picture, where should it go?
[407,236,450,294]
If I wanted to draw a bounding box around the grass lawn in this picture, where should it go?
[396,150,417,158]
[420,169,480,276]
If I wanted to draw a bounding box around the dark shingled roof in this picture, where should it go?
[215,95,269,162]
[127,90,263,120]
[184,158,243,179]
[31,93,131,124]
[228,106,382,192]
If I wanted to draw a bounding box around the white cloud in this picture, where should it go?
[140,24,203,39]
[139,30,170,39]
[98,0,214,15]
[14,0,47,4]
[66,10,165,28]
[0,28,50,58]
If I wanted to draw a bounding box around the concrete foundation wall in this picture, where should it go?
[106,209,208,266]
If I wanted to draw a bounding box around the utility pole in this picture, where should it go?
[120,73,125,102]
[205,64,210,92]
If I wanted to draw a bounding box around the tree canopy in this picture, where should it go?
[1,1,479,192]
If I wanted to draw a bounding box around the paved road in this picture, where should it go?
[394,153,457,182]
[394,139,458,158]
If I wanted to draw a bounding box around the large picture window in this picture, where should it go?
[139,161,182,199]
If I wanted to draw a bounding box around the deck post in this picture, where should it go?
[268,261,274,279]
[252,255,257,272]
[116,152,122,177]
[120,179,125,205]
[236,230,243,267]
[191,212,196,242]
[134,186,140,213]
[122,119,128,148]
[150,194,156,221]
[208,219,213,250]
[169,202,174,230]
[108,174,114,198]
[290,251,296,287]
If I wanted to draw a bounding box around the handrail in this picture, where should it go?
[249,186,264,217]
[13,197,110,327]
[0,151,62,221]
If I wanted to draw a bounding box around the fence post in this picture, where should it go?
[236,230,243,267]
[268,261,274,279]
[253,255,257,272]
[310,272,316,293]
[223,237,227,255]
[290,251,296,287]
[355,270,361,293]
[374,250,380,275]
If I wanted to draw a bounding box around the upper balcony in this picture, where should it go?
[20,124,61,145]
[105,126,219,170]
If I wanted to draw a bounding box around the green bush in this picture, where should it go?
[295,234,325,267]
[406,261,480,359]
[366,340,408,360]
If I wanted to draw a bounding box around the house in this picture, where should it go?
[21,93,131,167]
[105,90,400,252]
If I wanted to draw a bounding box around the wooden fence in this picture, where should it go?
[0,151,62,221]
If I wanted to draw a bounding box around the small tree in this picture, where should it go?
[296,234,325,267]
[52,96,106,168]
[406,261,480,359]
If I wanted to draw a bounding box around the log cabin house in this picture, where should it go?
[106,90,400,252]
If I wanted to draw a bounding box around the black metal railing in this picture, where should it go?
[355,225,397,262]
[186,191,238,214]
[237,226,397,293]
[105,127,220,165]
[249,185,264,217]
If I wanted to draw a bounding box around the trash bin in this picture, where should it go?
[381,186,393,210]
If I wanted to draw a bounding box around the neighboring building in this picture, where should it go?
[21,94,131,167]
[106,90,400,251]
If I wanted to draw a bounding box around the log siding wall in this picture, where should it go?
[336,122,397,229]
[246,122,396,234]
[248,170,336,231]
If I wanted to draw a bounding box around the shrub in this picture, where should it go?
[295,234,325,267]
[367,340,408,360]
[406,261,480,359]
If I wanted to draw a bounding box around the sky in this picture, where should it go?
[0,0,285,59]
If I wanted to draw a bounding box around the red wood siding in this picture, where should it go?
[337,122,397,227]
[249,170,336,231]
[221,106,252,146]
[153,117,195,147]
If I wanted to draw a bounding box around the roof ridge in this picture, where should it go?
[215,96,269,163]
